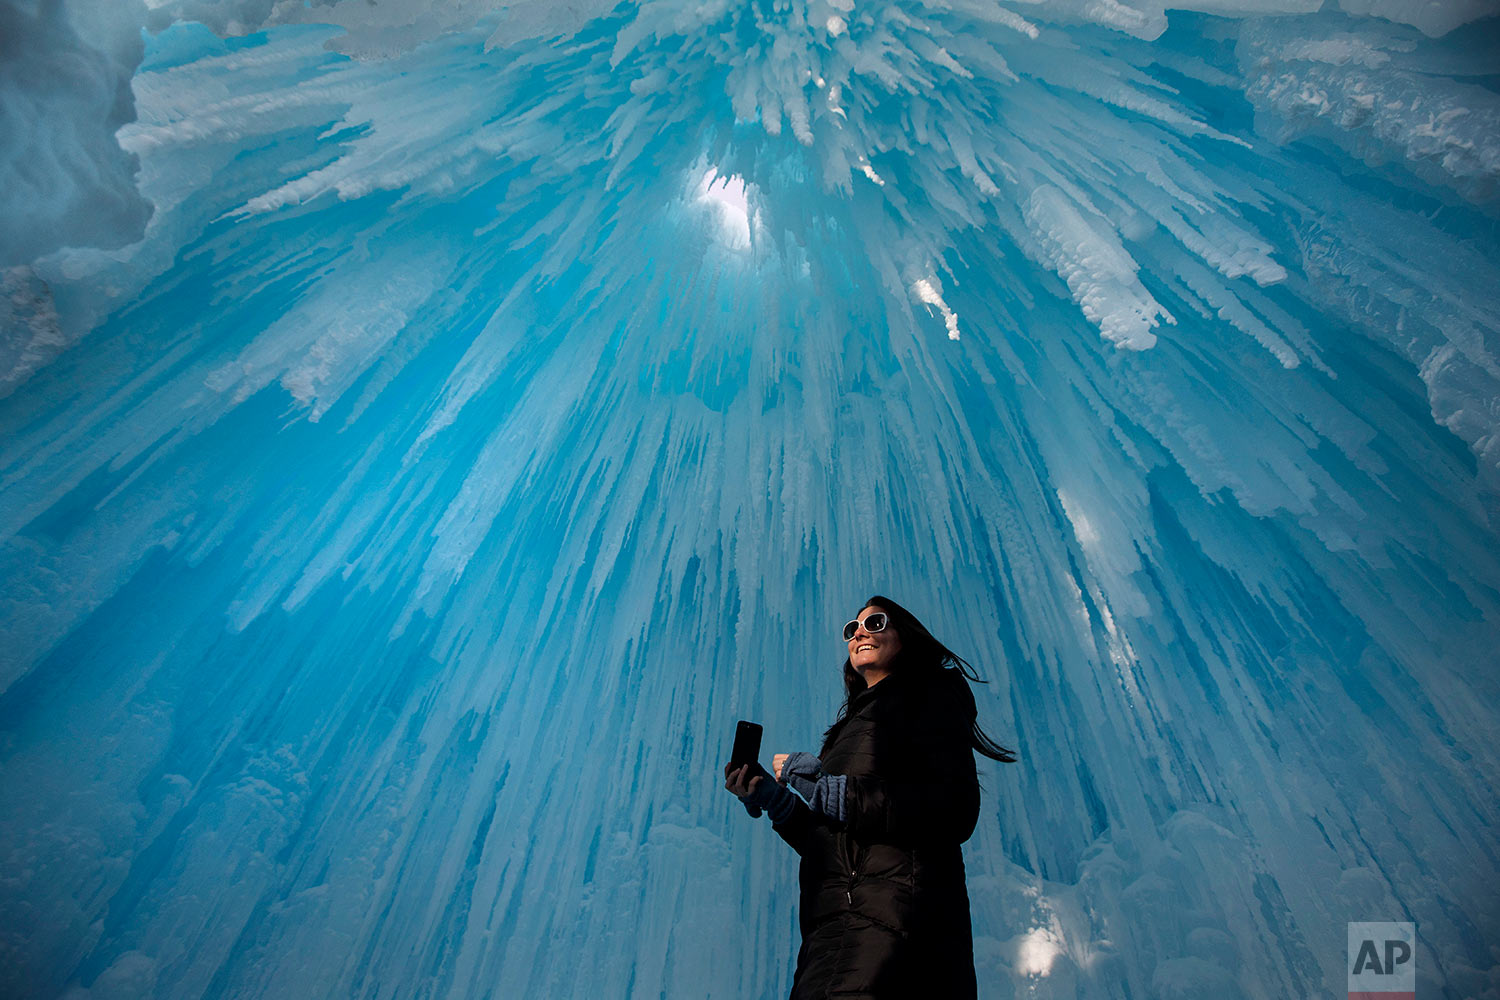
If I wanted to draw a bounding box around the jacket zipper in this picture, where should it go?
[846,838,859,907]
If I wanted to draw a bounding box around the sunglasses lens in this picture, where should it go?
[843,620,859,641]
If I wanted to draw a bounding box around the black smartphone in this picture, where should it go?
[730,720,763,769]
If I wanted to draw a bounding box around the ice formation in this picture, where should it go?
[0,0,1497,997]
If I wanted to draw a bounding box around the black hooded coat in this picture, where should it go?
[770,666,981,999]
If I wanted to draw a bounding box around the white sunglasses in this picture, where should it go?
[842,612,889,642]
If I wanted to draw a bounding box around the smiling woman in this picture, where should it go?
[724,594,1016,998]
[845,607,901,686]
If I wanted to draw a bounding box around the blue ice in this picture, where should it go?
[0,0,1497,997]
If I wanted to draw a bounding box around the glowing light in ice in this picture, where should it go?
[1019,926,1064,977]
[827,83,847,119]
[697,169,752,250]
[1058,491,1101,549]
[912,277,961,340]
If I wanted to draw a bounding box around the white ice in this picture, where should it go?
[0,1,1497,998]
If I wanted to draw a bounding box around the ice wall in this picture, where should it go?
[1,1,1498,998]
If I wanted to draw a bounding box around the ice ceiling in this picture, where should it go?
[1,0,1498,997]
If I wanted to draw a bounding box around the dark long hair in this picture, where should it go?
[822,594,1017,763]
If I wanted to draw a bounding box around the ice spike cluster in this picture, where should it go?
[0,0,1497,997]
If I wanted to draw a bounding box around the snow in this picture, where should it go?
[0,0,153,264]
[0,1,1498,998]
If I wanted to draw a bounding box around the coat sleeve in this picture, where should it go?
[843,677,981,845]
[770,790,816,855]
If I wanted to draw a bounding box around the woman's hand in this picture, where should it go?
[723,763,763,799]
[773,753,789,779]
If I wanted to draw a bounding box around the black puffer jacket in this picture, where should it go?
[771,667,981,999]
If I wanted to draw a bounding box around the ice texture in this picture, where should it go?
[0,2,1498,999]
[0,0,153,264]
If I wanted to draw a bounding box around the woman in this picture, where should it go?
[724,595,1017,999]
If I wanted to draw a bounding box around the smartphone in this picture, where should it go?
[730,720,763,769]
